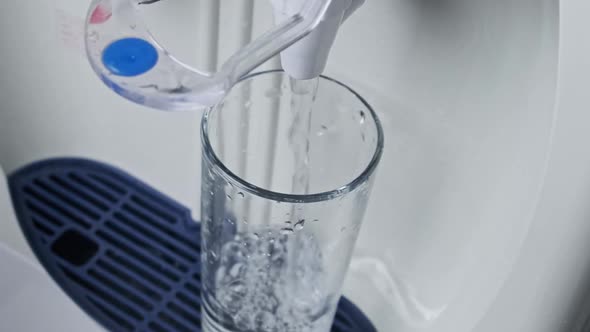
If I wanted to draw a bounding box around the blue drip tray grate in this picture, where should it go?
[8,158,376,332]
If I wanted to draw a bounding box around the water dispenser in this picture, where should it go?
[1,1,590,332]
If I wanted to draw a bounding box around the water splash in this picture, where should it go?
[288,76,319,196]
[214,229,333,332]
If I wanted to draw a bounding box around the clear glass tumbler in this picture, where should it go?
[200,70,384,332]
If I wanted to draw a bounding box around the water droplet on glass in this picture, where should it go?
[226,194,232,200]
[341,227,347,232]
[238,192,245,198]
[313,219,319,222]
[243,218,249,225]
[253,232,260,239]
[280,228,294,235]
[209,191,214,196]
[130,24,137,30]
[295,219,305,231]
[285,220,292,225]
[359,110,366,124]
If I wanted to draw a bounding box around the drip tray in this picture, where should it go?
[8,158,376,332]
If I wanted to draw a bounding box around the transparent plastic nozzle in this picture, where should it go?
[85,0,332,111]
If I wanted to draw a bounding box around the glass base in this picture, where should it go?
[202,311,233,332]
[202,303,335,332]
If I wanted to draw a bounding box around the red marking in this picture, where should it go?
[90,4,112,24]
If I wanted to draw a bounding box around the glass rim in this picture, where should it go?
[201,69,384,204]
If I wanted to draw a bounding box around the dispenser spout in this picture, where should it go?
[271,0,365,80]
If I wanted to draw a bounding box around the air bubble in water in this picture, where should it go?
[234,309,253,330]
[238,192,245,198]
[218,280,248,314]
[220,242,246,263]
[229,264,246,280]
[255,311,277,331]
[280,228,294,235]
[213,227,332,331]
[359,110,366,124]
[228,280,247,295]
[295,219,305,231]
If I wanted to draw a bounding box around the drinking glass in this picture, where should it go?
[200,70,384,332]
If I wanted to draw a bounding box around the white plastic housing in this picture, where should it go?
[2,1,590,332]
[0,167,101,331]
[271,0,365,79]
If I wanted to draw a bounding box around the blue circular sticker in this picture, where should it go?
[102,37,158,77]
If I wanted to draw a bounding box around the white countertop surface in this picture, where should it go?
[0,165,102,332]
